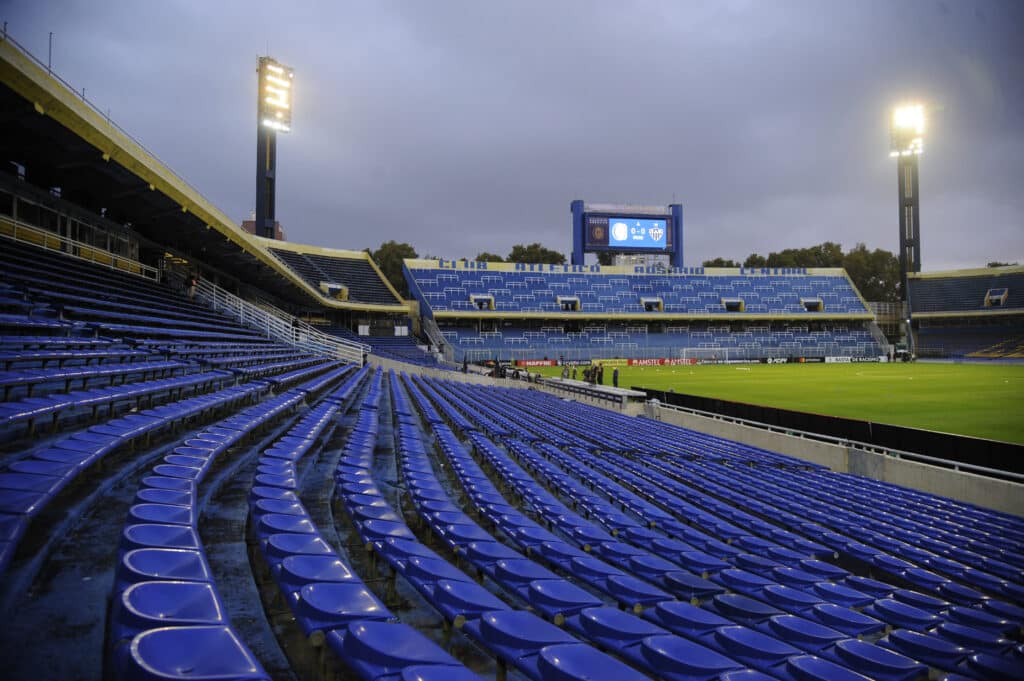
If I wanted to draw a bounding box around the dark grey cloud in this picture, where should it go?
[6,0,1023,269]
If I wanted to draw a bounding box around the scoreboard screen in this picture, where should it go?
[586,215,669,250]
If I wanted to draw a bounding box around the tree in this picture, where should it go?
[507,243,566,264]
[369,240,417,298]
[765,242,843,268]
[842,243,901,302]
[596,251,615,266]
[740,242,899,301]
[988,261,1018,268]
[743,253,767,268]
[475,252,504,262]
[703,257,741,267]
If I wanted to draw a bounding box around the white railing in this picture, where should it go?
[0,216,160,281]
[192,278,369,365]
[647,401,1024,483]
[421,316,453,361]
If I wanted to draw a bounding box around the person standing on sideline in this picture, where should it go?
[562,365,569,379]
[613,367,619,388]
[571,366,577,380]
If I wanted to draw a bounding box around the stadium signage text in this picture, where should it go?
[514,359,556,367]
[628,358,698,366]
[435,259,601,273]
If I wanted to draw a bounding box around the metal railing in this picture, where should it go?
[189,277,369,365]
[647,401,1024,483]
[421,316,454,362]
[0,215,160,281]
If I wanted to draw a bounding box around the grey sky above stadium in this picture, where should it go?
[7,1,1023,270]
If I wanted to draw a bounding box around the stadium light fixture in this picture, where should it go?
[258,57,294,133]
[890,104,924,157]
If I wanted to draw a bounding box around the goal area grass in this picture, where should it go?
[535,362,1024,445]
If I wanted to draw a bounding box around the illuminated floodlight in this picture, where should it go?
[258,57,294,133]
[890,104,924,157]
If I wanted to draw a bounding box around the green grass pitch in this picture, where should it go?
[534,362,1024,445]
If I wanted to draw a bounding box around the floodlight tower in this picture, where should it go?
[890,104,924,301]
[255,57,294,239]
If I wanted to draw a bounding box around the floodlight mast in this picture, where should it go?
[255,57,294,240]
[891,104,924,303]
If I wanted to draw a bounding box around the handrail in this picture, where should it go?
[421,316,453,361]
[647,400,1024,483]
[183,275,368,365]
[0,216,160,281]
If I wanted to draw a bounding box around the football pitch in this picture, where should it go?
[535,362,1024,444]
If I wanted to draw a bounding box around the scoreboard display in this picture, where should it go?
[585,215,672,251]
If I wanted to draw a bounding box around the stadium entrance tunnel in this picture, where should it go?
[721,297,745,313]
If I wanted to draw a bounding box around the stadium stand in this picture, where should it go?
[1,28,1021,681]
[325,325,444,368]
[404,260,885,362]
[265,240,403,306]
[909,267,1024,359]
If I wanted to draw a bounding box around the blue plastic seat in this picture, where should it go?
[649,601,733,638]
[712,625,800,668]
[711,593,783,625]
[527,579,602,618]
[538,642,651,681]
[294,582,391,639]
[844,575,895,598]
[380,536,441,564]
[263,533,334,565]
[432,579,508,621]
[638,634,743,681]
[864,597,941,630]
[879,629,967,670]
[765,615,845,653]
[113,581,226,643]
[891,587,950,614]
[121,523,200,553]
[945,604,1016,635]
[719,568,775,595]
[957,651,1024,681]
[467,610,577,664]
[575,606,666,649]
[933,621,1014,655]
[278,555,356,593]
[256,514,317,538]
[325,621,470,681]
[495,558,556,586]
[127,503,194,527]
[812,581,873,609]
[784,653,872,681]
[810,603,886,638]
[761,584,823,613]
[663,571,724,601]
[607,574,671,608]
[119,548,211,587]
[141,475,195,492]
[833,639,928,681]
[134,488,193,507]
[360,518,417,542]
[118,625,269,681]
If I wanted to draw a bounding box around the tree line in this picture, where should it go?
[702,242,901,301]
[367,239,1013,303]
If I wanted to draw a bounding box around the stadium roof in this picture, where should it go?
[0,37,409,314]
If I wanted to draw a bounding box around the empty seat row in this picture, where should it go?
[109,365,354,680]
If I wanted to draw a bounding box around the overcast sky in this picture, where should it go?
[6,1,1023,269]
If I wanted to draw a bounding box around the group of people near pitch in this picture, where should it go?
[562,363,619,388]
